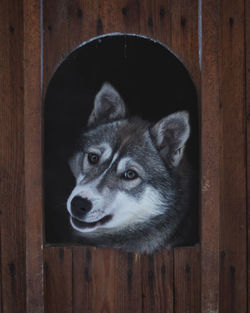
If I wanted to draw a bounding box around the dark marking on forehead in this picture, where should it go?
[118,118,150,150]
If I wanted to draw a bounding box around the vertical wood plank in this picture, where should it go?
[114,251,142,313]
[170,0,200,92]
[169,4,201,312]
[141,250,173,313]
[219,0,247,312]
[138,0,154,38]
[23,0,44,312]
[72,247,92,313]
[245,1,250,312]
[44,248,73,313]
[98,0,139,35]
[67,0,99,52]
[43,0,70,88]
[138,0,172,49]
[174,247,201,313]
[73,247,142,313]
[0,239,1,313]
[201,1,221,312]
[0,0,26,312]
[202,1,247,312]
[73,247,116,313]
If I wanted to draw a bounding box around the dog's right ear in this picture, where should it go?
[150,111,190,167]
[88,82,126,127]
[69,152,82,179]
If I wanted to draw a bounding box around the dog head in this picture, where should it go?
[67,83,190,234]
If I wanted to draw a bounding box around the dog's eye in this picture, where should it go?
[122,169,138,180]
[87,153,100,165]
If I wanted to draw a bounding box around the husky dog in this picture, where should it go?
[67,83,198,253]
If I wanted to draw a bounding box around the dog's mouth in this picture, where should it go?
[71,214,113,229]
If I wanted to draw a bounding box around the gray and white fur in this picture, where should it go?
[67,82,198,254]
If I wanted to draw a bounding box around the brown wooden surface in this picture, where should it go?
[0,1,44,312]
[201,0,247,312]
[0,0,26,312]
[245,1,250,312]
[141,249,173,313]
[44,246,201,313]
[73,247,142,313]
[201,1,221,312]
[170,0,200,91]
[219,0,247,312]
[23,0,44,312]
[174,247,201,313]
[45,247,176,313]
[44,248,73,313]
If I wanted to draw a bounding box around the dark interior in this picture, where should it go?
[44,34,199,244]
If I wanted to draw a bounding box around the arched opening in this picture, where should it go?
[44,34,199,245]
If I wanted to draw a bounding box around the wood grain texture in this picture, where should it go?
[201,0,221,312]
[67,0,99,51]
[73,247,174,313]
[43,0,71,89]
[141,249,173,313]
[73,247,142,313]
[201,0,247,312]
[0,0,26,312]
[246,1,250,312]
[114,250,142,313]
[174,247,201,313]
[169,3,201,312]
[44,248,73,313]
[23,0,44,312]
[170,0,200,90]
[219,0,247,312]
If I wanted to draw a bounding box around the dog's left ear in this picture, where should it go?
[88,82,126,127]
[150,111,190,166]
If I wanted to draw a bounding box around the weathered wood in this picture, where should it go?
[246,1,250,312]
[202,1,247,312]
[137,0,172,46]
[98,0,139,35]
[169,4,201,313]
[114,250,142,313]
[73,247,142,313]
[44,248,73,313]
[67,0,99,51]
[174,247,201,313]
[201,0,221,312]
[23,0,44,312]
[141,249,173,313]
[170,0,200,90]
[219,0,247,312]
[43,0,71,89]
[72,247,92,313]
[0,0,26,312]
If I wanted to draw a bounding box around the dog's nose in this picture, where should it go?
[71,196,92,219]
